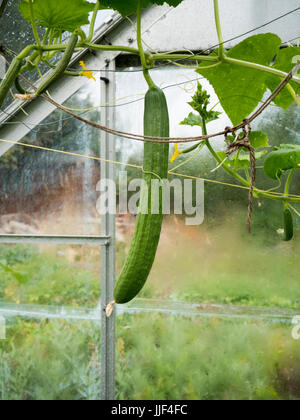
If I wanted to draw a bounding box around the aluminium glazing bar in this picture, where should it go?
[0,234,110,246]
[100,57,116,401]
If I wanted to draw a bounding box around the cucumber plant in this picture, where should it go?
[0,0,300,307]
[179,82,299,243]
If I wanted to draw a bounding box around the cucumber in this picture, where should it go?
[35,34,78,96]
[283,208,294,242]
[114,85,170,304]
[0,56,23,108]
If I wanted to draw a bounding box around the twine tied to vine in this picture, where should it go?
[225,120,256,233]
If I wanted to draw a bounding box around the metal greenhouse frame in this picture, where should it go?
[0,14,121,401]
[0,64,117,399]
[0,81,117,401]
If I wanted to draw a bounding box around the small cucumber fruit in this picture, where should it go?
[0,56,23,108]
[35,34,78,96]
[283,208,294,242]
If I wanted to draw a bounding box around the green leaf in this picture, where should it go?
[197,34,282,125]
[264,146,300,180]
[249,131,269,149]
[19,0,95,32]
[266,47,300,109]
[180,112,203,127]
[180,111,221,127]
[99,0,184,17]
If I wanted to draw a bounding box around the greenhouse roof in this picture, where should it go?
[1,0,300,157]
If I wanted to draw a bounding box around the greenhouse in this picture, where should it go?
[0,0,300,404]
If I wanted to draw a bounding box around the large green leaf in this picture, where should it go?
[19,0,95,32]
[99,0,184,17]
[264,145,300,180]
[197,34,282,125]
[266,47,300,110]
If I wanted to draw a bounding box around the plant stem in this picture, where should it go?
[17,45,37,60]
[83,42,140,55]
[136,0,155,88]
[224,56,300,86]
[285,169,295,197]
[213,0,225,59]
[19,50,39,72]
[142,69,155,88]
[88,0,100,42]
[202,118,250,188]
[42,28,50,46]
[257,190,300,202]
[286,83,300,106]
[136,0,148,70]
[29,0,41,47]
[152,53,300,86]
[152,53,219,62]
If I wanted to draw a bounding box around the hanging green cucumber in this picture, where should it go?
[283,208,294,242]
[0,56,23,108]
[113,85,170,304]
[35,33,78,96]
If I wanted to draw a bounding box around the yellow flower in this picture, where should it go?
[79,61,96,82]
[170,144,182,163]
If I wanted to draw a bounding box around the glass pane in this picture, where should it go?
[0,316,100,400]
[0,243,100,308]
[115,65,300,400]
[0,0,39,60]
[116,313,300,400]
[115,65,300,308]
[0,0,114,111]
[0,83,103,236]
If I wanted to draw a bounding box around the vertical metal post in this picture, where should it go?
[100,57,116,401]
